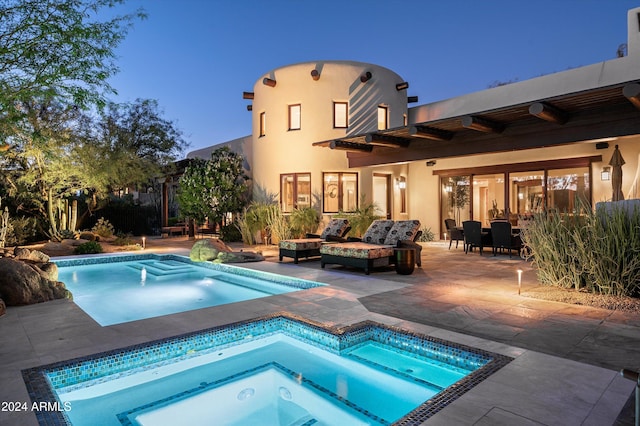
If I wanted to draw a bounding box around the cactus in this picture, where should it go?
[0,197,9,248]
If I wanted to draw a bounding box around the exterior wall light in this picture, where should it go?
[601,166,611,181]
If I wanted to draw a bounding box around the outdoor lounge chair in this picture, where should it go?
[278,218,351,263]
[320,220,422,275]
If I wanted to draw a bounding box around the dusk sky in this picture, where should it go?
[107,1,639,155]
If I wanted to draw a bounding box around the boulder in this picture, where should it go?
[32,262,59,281]
[14,247,50,263]
[0,298,5,317]
[190,238,233,262]
[215,251,264,263]
[0,258,71,305]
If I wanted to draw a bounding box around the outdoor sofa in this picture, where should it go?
[278,218,351,263]
[320,219,422,275]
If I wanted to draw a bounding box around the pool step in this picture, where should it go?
[127,263,194,277]
[344,342,463,391]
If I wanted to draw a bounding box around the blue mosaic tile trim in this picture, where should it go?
[116,362,388,426]
[23,312,513,426]
[54,253,325,290]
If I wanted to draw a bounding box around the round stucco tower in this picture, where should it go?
[250,60,408,211]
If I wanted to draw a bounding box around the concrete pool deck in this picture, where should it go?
[1,237,638,425]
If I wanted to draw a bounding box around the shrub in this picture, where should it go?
[74,241,103,254]
[417,227,435,242]
[289,207,321,238]
[112,234,136,246]
[78,231,98,241]
[220,223,242,242]
[521,203,640,297]
[58,229,77,240]
[4,216,39,246]
[334,196,383,237]
[91,217,114,238]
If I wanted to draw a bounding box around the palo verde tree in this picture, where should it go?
[0,0,145,117]
[84,98,188,209]
[177,146,249,234]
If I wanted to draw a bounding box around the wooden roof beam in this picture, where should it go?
[365,133,410,148]
[329,140,373,152]
[461,115,505,133]
[409,125,454,141]
[623,83,640,110]
[529,102,569,124]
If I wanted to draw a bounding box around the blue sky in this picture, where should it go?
[107,1,638,155]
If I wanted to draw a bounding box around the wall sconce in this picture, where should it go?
[601,166,611,181]
[426,160,437,167]
[395,82,409,91]
[395,178,406,189]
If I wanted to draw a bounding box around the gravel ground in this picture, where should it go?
[522,286,640,314]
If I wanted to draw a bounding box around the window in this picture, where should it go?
[259,112,266,137]
[547,167,590,212]
[333,102,348,128]
[288,104,301,130]
[323,172,358,213]
[378,105,388,130]
[280,173,311,213]
[440,176,471,233]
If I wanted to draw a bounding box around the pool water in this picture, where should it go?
[55,255,324,326]
[23,314,512,425]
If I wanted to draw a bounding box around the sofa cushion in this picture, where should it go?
[279,238,323,251]
[320,242,394,259]
[320,218,350,239]
[384,220,421,246]
[361,220,395,244]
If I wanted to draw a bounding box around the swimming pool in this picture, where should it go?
[55,254,325,326]
[23,313,512,425]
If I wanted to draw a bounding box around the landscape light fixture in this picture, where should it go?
[395,82,409,91]
[601,166,611,181]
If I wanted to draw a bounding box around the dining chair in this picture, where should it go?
[462,220,491,255]
[444,218,464,249]
[490,221,523,258]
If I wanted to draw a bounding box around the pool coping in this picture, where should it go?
[22,312,513,426]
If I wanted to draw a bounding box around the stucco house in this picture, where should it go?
[173,7,640,239]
